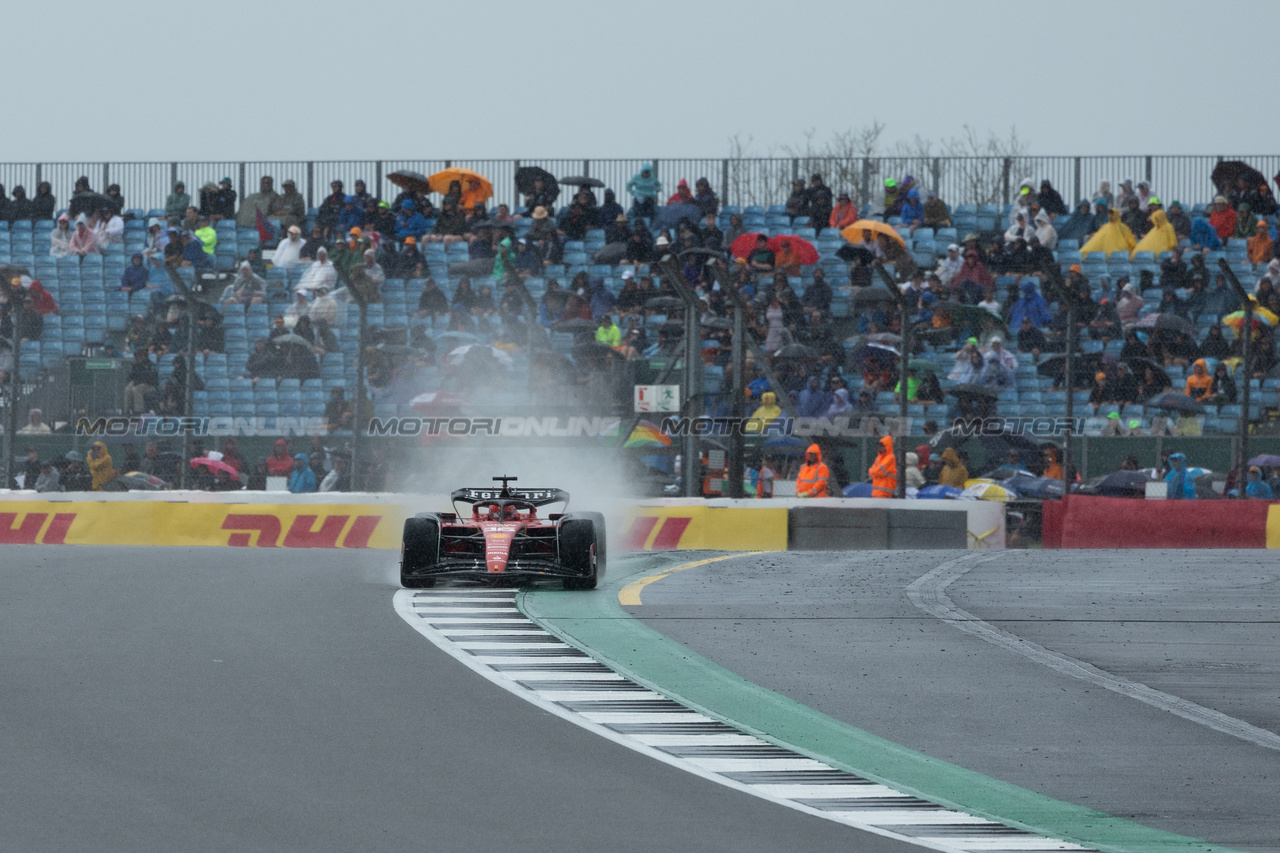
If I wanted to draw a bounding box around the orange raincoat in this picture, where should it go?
[795,443,830,498]
[869,435,897,498]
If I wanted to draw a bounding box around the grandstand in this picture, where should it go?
[2,162,1278,447]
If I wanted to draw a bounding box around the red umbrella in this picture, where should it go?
[729,232,820,265]
[190,456,240,481]
[768,234,819,265]
[730,231,767,260]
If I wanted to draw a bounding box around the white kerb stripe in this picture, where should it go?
[683,757,832,773]
[753,784,910,799]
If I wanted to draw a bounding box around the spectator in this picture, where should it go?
[1008,280,1052,329]
[1080,208,1136,257]
[178,229,211,269]
[898,188,923,232]
[237,176,281,228]
[801,267,832,314]
[1164,452,1195,499]
[1165,200,1192,239]
[699,213,724,252]
[1207,361,1237,404]
[1200,324,1230,358]
[320,455,351,492]
[297,247,337,295]
[244,337,277,380]
[693,178,719,218]
[87,442,117,491]
[17,408,51,434]
[220,262,266,308]
[316,180,346,237]
[747,234,775,272]
[7,186,32,223]
[265,439,293,476]
[1121,196,1149,236]
[427,200,467,246]
[1184,358,1213,401]
[1017,316,1047,360]
[31,182,55,220]
[937,447,968,487]
[68,214,99,256]
[34,459,60,492]
[1004,211,1031,244]
[91,206,124,248]
[284,290,311,329]
[309,284,339,327]
[830,191,858,231]
[1038,180,1068,215]
[804,174,833,234]
[14,294,43,342]
[104,183,125,214]
[1056,200,1096,243]
[1245,466,1273,499]
[272,178,306,232]
[324,388,354,432]
[625,163,662,218]
[271,225,306,268]
[1247,219,1272,266]
[202,178,237,222]
[666,178,695,206]
[338,195,364,233]
[922,190,951,230]
[163,181,189,223]
[1208,195,1236,242]
[980,338,1018,390]
[288,453,317,493]
[49,214,73,257]
[1234,204,1256,240]
[67,176,97,218]
[194,313,224,355]
[1033,210,1057,250]
[193,218,217,256]
[120,253,149,294]
[952,250,994,304]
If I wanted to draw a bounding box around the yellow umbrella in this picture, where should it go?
[841,219,906,248]
[961,480,1013,501]
[428,168,494,208]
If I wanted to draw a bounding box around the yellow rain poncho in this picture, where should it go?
[748,391,782,428]
[1131,209,1177,258]
[1080,208,1136,258]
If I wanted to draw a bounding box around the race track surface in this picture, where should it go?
[0,546,915,853]
[632,550,1280,853]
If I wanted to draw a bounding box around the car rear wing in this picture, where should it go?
[450,487,570,507]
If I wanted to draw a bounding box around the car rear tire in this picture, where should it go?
[401,516,441,588]
[559,518,598,590]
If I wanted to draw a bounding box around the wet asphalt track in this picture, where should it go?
[634,549,1280,853]
[0,546,917,853]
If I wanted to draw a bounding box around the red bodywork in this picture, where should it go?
[438,503,561,575]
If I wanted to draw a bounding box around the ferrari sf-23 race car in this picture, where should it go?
[400,476,606,590]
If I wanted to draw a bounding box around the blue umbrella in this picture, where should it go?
[917,485,964,499]
[654,202,702,228]
[842,483,874,498]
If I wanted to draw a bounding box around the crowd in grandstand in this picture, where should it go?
[2,163,1279,492]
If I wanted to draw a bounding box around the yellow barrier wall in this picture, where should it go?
[619,506,789,552]
[0,501,406,549]
[1268,505,1280,549]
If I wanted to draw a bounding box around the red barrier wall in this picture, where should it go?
[1052,496,1270,549]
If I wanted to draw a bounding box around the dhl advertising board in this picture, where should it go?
[0,501,406,549]
[620,505,789,552]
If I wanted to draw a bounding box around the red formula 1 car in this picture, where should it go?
[400,476,606,590]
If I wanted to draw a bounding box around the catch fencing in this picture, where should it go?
[1,155,1276,215]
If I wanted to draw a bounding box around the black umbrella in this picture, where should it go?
[1134,312,1195,337]
[592,243,628,264]
[515,167,559,202]
[1122,356,1171,389]
[679,247,724,259]
[852,286,898,307]
[931,300,1010,336]
[271,333,312,348]
[774,343,820,360]
[701,316,732,330]
[1036,352,1103,382]
[1144,392,1205,413]
[836,244,876,263]
[948,383,999,399]
[553,318,599,333]
[448,258,495,277]
[861,332,902,345]
[68,191,116,218]
[387,170,433,194]
[1211,160,1267,194]
[846,342,900,372]
[1080,469,1158,497]
[646,296,685,312]
[560,176,605,188]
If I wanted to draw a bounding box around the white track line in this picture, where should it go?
[907,553,1280,754]
[394,589,1100,853]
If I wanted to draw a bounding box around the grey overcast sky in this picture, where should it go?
[7,0,1275,161]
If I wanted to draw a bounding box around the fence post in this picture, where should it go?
[861,158,870,208]
[238,163,246,202]
[1144,156,1152,185]
[930,158,941,198]
[170,162,178,198]
[513,160,521,210]
[306,162,314,209]
[375,161,383,199]
[35,163,42,191]
[721,158,729,209]
[791,158,799,184]
[102,163,109,193]
[1073,157,1082,207]
[582,158,589,178]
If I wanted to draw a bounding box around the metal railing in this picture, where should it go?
[1,155,1275,216]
